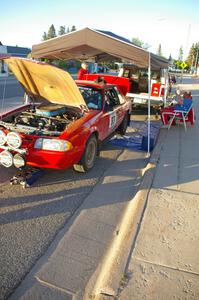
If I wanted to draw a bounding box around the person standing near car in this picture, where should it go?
[77,62,88,80]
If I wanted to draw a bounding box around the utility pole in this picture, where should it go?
[185,24,191,59]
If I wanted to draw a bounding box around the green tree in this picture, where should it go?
[178,46,183,61]
[42,32,48,41]
[168,54,173,63]
[42,25,56,41]
[172,46,184,70]
[173,60,181,69]
[131,37,150,49]
[187,43,199,68]
[71,25,76,32]
[157,44,162,56]
[194,43,199,67]
[58,26,66,36]
[187,43,195,66]
[47,24,56,39]
[42,24,77,41]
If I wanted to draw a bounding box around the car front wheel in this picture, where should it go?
[73,135,97,173]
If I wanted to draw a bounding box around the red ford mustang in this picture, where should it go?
[0,57,131,172]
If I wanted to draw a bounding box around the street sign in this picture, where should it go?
[180,62,188,69]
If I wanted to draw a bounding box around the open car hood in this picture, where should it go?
[3,57,86,109]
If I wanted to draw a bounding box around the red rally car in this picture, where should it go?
[0,57,131,172]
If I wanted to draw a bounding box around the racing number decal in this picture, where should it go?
[109,112,117,129]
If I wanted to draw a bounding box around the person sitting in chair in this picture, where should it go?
[160,90,194,126]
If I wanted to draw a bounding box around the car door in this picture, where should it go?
[100,86,126,140]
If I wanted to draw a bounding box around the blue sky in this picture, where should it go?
[1,0,199,59]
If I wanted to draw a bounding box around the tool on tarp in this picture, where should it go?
[10,167,43,188]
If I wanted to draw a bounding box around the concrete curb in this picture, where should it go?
[85,128,167,300]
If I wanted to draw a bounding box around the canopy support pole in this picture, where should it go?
[147,52,151,155]
[164,69,169,107]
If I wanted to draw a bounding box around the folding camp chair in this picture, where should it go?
[168,99,193,131]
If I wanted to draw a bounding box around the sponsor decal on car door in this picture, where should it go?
[109,111,117,129]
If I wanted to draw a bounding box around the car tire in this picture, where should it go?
[73,135,97,173]
[117,112,130,135]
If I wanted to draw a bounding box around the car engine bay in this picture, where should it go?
[0,103,83,136]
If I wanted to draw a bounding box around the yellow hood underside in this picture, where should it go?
[4,57,86,108]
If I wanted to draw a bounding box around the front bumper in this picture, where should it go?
[0,146,83,170]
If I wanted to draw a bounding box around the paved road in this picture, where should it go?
[0,76,24,111]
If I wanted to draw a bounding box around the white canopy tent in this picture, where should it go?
[32,27,169,153]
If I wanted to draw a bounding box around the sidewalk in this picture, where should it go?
[118,81,199,299]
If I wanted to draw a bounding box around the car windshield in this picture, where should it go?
[79,86,103,110]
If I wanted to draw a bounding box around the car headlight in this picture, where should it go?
[34,138,72,152]
[0,150,13,167]
[0,130,7,146]
[7,132,22,149]
[13,154,26,168]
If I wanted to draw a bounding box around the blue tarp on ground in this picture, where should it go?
[109,121,161,151]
